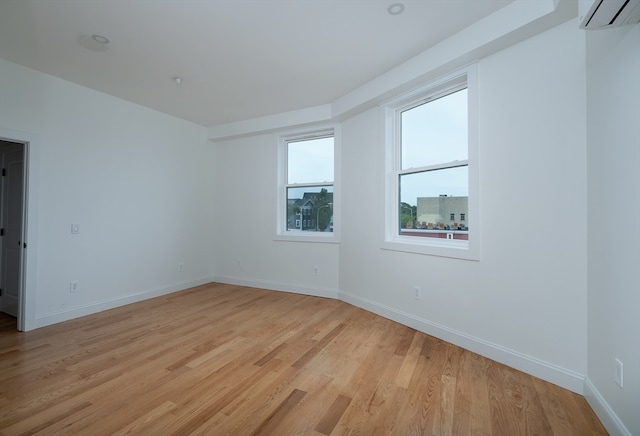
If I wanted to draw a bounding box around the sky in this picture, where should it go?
[287,136,334,185]
[400,88,468,204]
[287,88,468,206]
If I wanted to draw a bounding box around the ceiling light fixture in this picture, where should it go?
[172,76,184,85]
[78,34,111,51]
[91,34,110,44]
[387,3,405,15]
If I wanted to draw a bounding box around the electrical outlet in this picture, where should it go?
[236,259,241,269]
[314,266,319,275]
[70,281,79,293]
[414,286,421,300]
[615,359,624,388]
[178,263,184,272]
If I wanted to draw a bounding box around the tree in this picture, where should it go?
[400,202,416,228]
[314,188,332,231]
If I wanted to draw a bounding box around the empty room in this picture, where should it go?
[0,0,638,434]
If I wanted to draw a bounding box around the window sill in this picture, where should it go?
[274,231,340,244]
[382,236,478,261]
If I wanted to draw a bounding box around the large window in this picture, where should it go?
[276,127,339,242]
[383,67,478,260]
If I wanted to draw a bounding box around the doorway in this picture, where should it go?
[0,139,26,330]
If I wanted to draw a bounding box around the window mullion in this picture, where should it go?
[287,182,333,189]
[399,160,469,176]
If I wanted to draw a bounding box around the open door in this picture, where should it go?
[0,140,25,325]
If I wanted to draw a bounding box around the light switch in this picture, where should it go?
[71,223,79,234]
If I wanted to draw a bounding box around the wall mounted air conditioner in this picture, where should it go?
[579,0,640,29]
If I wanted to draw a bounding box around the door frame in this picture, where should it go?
[0,128,38,331]
[0,141,25,319]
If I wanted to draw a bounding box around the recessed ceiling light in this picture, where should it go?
[78,34,110,51]
[387,3,405,15]
[172,76,184,85]
[91,34,110,44]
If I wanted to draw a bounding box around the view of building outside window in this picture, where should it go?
[399,88,468,240]
[286,136,334,232]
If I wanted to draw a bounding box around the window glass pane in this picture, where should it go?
[287,137,334,184]
[286,185,333,232]
[401,88,467,169]
[399,166,468,234]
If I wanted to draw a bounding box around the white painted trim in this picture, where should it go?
[274,124,341,244]
[339,289,585,394]
[0,128,40,332]
[213,275,340,300]
[380,65,480,261]
[208,104,332,142]
[32,276,215,330]
[584,377,632,436]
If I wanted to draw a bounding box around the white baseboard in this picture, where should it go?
[32,275,587,400]
[28,276,633,434]
[339,290,585,394]
[32,276,215,330]
[212,275,340,300]
[584,377,632,436]
[211,276,584,394]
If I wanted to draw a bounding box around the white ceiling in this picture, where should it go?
[0,0,514,127]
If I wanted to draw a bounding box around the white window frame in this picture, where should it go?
[275,125,340,243]
[381,65,479,260]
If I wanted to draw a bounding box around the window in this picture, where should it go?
[276,126,340,242]
[383,66,479,260]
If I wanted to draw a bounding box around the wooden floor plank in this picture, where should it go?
[0,283,607,435]
[249,388,308,436]
[315,394,352,435]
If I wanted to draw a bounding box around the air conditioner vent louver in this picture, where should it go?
[579,0,640,29]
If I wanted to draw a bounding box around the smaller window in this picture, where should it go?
[450,213,455,221]
[276,126,340,243]
[460,213,466,221]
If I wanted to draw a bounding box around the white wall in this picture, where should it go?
[340,20,588,389]
[0,59,216,329]
[3,11,636,434]
[212,133,340,297]
[212,20,589,392]
[585,23,640,436]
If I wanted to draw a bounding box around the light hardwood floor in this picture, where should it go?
[0,283,606,435]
